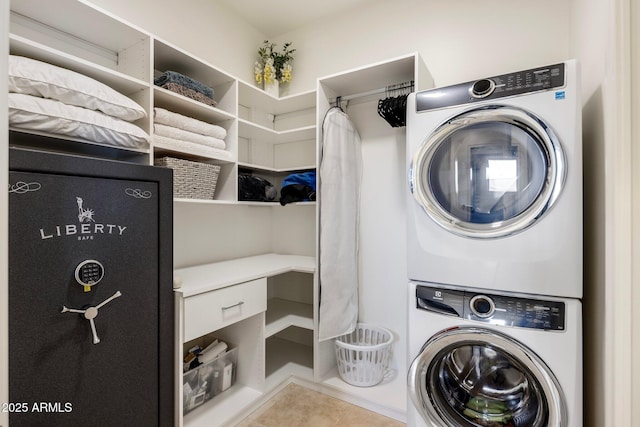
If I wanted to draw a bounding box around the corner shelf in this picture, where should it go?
[266,298,314,338]
[265,335,314,389]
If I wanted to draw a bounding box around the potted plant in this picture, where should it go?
[254,40,295,97]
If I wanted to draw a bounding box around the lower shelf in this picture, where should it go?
[265,298,313,338]
[183,383,262,427]
[266,335,313,389]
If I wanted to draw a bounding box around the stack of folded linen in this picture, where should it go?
[154,71,217,107]
[8,55,150,149]
[153,107,233,161]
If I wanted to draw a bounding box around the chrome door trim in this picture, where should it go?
[408,326,567,427]
[409,105,566,239]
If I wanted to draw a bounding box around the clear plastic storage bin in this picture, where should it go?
[183,347,237,413]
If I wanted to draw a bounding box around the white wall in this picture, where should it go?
[569,0,608,426]
[276,0,570,94]
[88,0,263,83]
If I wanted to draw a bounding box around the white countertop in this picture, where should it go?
[174,253,316,297]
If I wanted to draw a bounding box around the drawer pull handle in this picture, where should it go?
[221,301,245,311]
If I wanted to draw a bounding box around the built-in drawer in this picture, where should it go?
[184,278,266,341]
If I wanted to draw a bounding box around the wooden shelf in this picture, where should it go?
[237,162,315,173]
[238,82,316,116]
[183,384,262,427]
[153,139,235,163]
[238,119,315,144]
[266,298,313,338]
[153,86,235,124]
[174,253,316,297]
[9,34,149,96]
[265,336,314,389]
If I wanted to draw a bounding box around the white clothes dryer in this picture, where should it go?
[406,61,582,298]
[407,281,582,427]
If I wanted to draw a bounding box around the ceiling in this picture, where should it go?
[216,0,373,37]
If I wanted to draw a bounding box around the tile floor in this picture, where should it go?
[235,383,406,427]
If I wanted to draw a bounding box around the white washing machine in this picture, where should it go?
[407,281,582,427]
[406,61,582,298]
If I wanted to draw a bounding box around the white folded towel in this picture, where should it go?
[154,107,227,139]
[152,135,234,162]
[154,123,226,150]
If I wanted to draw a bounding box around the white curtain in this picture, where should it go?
[318,107,362,341]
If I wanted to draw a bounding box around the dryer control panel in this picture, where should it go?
[416,284,565,331]
[416,62,566,111]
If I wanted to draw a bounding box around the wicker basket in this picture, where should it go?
[155,157,220,200]
[335,323,393,387]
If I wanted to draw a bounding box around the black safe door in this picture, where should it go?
[9,168,167,426]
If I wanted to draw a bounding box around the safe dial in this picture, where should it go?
[75,259,104,291]
[470,295,495,318]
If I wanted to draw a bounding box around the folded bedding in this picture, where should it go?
[154,71,214,99]
[9,55,146,121]
[153,134,234,162]
[154,123,225,150]
[154,107,227,139]
[157,82,218,107]
[9,93,149,149]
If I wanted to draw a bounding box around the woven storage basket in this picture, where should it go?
[155,157,220,199]
[335,323,393,387]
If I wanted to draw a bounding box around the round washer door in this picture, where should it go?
[408,326,567,427]
[410,105,565,238]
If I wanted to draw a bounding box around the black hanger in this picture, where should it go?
[377,81,413,127]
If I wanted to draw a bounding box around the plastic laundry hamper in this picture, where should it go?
[335,323,393,387]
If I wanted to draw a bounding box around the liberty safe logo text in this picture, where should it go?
[39,197,127,241]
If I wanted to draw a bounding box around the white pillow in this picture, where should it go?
[9,93,150,149]
[8,55,147,122]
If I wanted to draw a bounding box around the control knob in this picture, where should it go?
[470,295,495,318]
[470,78,495,98]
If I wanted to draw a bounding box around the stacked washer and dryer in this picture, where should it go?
[405,61,582,427]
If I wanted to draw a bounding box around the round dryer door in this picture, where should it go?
[409,105,565,238]
[408,326,567,427]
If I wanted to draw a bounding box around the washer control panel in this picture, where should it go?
[416,284,565,331]
[416,62,567,111]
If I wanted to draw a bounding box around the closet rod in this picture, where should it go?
[330,81,414,105]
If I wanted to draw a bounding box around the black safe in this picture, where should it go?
[8,148,174,426]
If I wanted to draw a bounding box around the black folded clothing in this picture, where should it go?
[238,173,277,202]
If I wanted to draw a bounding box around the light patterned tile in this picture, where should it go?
[234,383,406,427]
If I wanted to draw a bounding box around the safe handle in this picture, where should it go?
[61,290,122,344]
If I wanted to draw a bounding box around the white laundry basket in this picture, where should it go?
[335,323,393,387]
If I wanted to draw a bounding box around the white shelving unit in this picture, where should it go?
[7,2,319,425]
[175,254,316,426]
[237,81,316,200]
[313,53,433,423]
[8,0,152,163]
[5,1,433,424]
[8,0,318,206]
